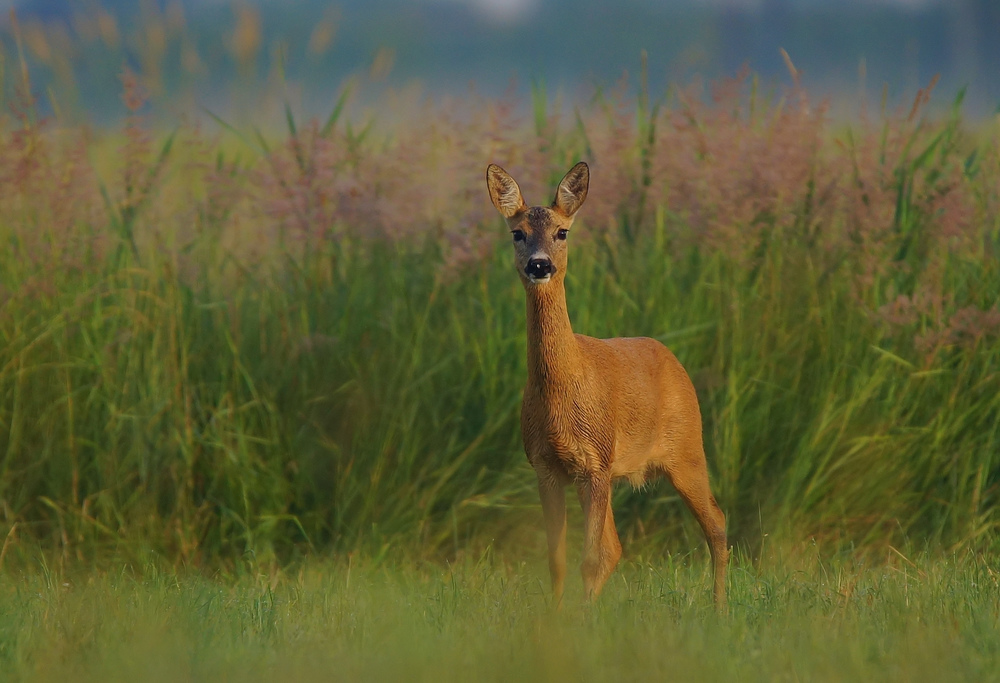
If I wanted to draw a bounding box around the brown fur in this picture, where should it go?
[486,161,729,609]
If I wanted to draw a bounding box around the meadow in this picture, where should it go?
[1,13,1000,678]
[2,551,999,681]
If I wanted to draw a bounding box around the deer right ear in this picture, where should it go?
[553,161,589,218]
[486,164,527,220]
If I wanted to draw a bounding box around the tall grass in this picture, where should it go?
[0,42,999,569]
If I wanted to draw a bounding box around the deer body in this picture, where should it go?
[487,162,728,608]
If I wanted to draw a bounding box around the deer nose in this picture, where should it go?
[525,258,556,279]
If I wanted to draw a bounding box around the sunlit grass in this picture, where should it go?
[0,6,998,681]
[2,550,998,682]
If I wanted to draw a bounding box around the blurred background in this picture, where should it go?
[0,0,996,124]
[1,0,999,569]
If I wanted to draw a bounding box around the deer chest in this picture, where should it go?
[520,391,614,475]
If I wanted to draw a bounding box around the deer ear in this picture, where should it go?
[486,164,527,219]
[552,161,589,217]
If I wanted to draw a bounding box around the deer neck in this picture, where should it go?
[525,279,582,391]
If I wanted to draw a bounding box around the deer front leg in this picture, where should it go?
[538,475,567,608]
[577,477,621,600]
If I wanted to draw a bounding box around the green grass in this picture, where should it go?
[1,53,1000,683]
[0,34,999,682]
[2,551,999,682]
[2,220,999,564]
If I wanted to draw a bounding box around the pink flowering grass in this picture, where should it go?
[0,61,998,571]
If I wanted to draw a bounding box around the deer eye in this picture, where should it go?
[556,229,568,241]
[511,230,526,242]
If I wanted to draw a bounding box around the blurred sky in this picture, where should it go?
[0,0,996,120]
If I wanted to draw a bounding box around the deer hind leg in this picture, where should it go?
[577,477,621,600]
[665,458,729,610]
[537,477,568,608]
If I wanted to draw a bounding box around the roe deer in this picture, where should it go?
[486,161,729,608]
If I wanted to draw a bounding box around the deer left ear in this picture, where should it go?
[487,164,527,220]
[552,162,589,218]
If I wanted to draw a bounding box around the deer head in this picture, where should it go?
[486,162,590,286]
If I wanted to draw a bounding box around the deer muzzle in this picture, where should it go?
[525,257,556,281]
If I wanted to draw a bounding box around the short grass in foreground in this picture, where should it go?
[2,550,999,682]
